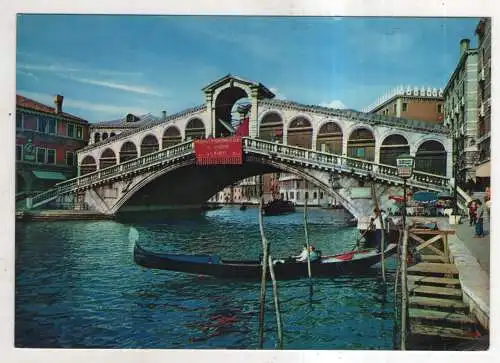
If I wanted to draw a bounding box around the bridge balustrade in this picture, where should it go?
[28,136,449,209]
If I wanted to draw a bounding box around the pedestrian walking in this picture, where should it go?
[474,200,485,237]
[468,200,477,226]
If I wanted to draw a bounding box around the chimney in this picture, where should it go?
[460,38,470,56]
[162,110,167,120]
[54,94,64,114]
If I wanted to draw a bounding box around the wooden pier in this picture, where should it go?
[405,228,482,346]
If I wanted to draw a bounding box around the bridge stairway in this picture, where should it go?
[407,258,482,344]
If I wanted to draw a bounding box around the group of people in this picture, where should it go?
[468,199,487,237]
[293,244,320,262]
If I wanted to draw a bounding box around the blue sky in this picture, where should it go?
[16,15,480,123]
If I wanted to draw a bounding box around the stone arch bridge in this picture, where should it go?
[26,75,452,219]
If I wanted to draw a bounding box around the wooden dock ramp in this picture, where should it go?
[407,228,482,344]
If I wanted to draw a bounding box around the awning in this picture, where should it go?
[412,191,438,203]
[475,161,491,178]
[32,170,67,181]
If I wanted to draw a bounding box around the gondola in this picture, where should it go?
[133,242,398,280]
[262,199,295,216]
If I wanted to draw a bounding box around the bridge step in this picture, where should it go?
[410,323,478,340]
[409,296,467,310]
[409,308,475,325]
[407,275,461,286]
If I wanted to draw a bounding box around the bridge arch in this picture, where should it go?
[94,133,101,143]
[80,155,97,175]
[110,154,347,215]
[258,110,284,142]
[140,134,159,156]
[102,132,109,140]
[287,115,313,148]
[346,126,375,161]
[379,134,410,166]
[119,141,138,163]
[213,84,251,138]
[162,126,182,148]
[110,132,116,138]
[185,117,206,140]
[99,148,116,169]
[414,140,447,176]
[316,120,343,154]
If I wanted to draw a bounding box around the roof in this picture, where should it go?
[261,99,448,135]
[202,74,275,99]
[91,113,158,129]
[16,94,88,124]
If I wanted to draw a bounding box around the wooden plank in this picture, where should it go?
[408,262,458,275]
[419,254,448,262]
[414,234,442,252]
[426,244,445,257]
[411,323,476,340]
[409,296,467,309]
[409,229,456,235]
[409,285,463,297]
[410,308,475,324]
[408,275,461,286]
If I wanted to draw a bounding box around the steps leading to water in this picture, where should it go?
[407,249,481,345]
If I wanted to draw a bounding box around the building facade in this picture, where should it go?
[89,112,163,145]
[16,94,89,195]
[443,38,479,185]
[278,173,328,206]
[362,85,445,124]
[474,18,491,186]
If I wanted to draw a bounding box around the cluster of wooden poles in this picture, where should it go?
[256,184,410,349]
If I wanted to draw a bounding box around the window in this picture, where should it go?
[66,151,75,166]
[37,117,47,133]
[16,113,23,129]
[47,149,56,164]
[290,191,294,199]
[437,104,443,113]
[47,119,56,134]
[16,144,22,161]
[280,192,284,199]
[67,123,75,138]
[94,133,101,143]
[313,192,317,199]
[393,104,397,113]
[402,102,408,112]
[76,126,83,139]
[36,147,46,163]
[297,192,300,200]
[305,192,309,199]
[320,192,324,199]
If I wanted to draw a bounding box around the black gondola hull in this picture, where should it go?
[133,243,398,280]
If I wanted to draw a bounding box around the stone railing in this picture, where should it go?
[243,138,449,190]
[28,137,449,209]
[30,140,195,208]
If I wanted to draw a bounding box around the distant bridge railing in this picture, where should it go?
[27,137,449,209]
[243,138,449,191]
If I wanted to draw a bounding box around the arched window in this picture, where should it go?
[185,118,206,140]
[347,128,375,161]
[140,134,159,156]
[379,134,410,166]
[415,140,446,176]
[119,141,138,163]
[162,126,182,148]
[287,117,313,148]
[99,148,117,169]
[259,112,283,143]
[316,122,342,154]
[94,133,101,143]
[80,155,97,175]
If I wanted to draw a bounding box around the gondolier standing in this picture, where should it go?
[370,208,383,253]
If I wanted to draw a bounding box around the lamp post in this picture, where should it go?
[396,153,415,350]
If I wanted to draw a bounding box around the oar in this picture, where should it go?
[303,199,313,297]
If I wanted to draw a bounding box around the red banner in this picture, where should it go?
[194,136,243,165]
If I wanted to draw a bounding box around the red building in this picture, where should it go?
[16,94,89,195]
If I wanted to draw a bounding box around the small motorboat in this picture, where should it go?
[133,242,398,280]
[262,199,295,216]
[239,204,248,211]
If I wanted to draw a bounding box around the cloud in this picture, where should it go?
[16,69,39,81]
[269,87,286,100]
[60,74,164,96]
[320,100,346,109]
[17,90,149,116]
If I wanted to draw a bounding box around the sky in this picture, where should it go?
[16,15,481,123]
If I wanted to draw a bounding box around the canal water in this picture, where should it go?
[15,206,398,349]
